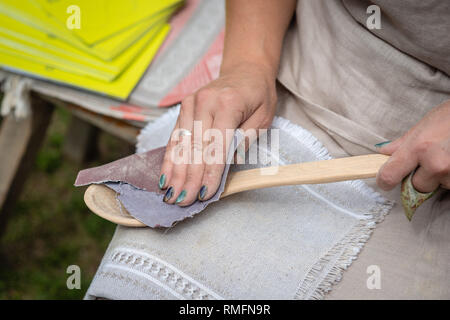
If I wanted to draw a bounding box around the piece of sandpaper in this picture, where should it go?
[75,134,242,228]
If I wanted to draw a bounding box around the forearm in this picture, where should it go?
[220,0,297,79]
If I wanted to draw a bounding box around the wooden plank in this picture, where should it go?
[66,103,140,144]
[63,115,99,164]
[41,94,140,144]
[0,93,54,235]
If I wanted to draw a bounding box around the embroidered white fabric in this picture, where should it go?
[85,108,393,300]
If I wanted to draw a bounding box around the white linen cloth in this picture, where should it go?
[84,108,392,300]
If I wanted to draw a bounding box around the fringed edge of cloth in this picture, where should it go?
[271,117,394,300]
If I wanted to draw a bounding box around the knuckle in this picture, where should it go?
[184,170,199,185]
[415,140,433,154]
[162,151,173,164]
[270,91,278,105]
[427,158,450,176]
[204,141,225,164]
[378,169,397,187]
[441,179,450,189]
[170,173,182,183]
[163,144,176,160]
[171,167,186,182]
[180,95,194,113]
[182,94,195,106]
[193,99,209,115]
[259,115,273,129]
[191,140,203,152]
[167,132,180,147]
[195,88,214,103]
[218,88,242,106]
[204,166,223,181]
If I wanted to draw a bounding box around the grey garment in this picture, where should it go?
[343,0,450,76]
[276,0,450,298]
[277,80,450,299]
[278,0,450,154]
[328,185,450,299]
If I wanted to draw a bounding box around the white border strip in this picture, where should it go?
[113,246,224,300]
[103,263,186,300]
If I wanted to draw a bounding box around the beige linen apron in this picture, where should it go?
[276,0,450,298]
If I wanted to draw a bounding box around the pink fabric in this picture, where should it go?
[158,30,224,107]
[155,0,201,59]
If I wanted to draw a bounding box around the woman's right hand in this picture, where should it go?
[157,0,297,206]
[158,61,278,206]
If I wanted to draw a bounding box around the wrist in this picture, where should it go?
[220,56,278,82]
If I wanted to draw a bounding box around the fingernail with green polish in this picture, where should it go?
[374,141,391,148]
[163,186,173,202]
[158,174,166,189]
[198,185,207,200]
[175,190,187,204]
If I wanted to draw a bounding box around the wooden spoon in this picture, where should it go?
[84,154,389,227]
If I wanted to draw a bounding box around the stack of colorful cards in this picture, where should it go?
[0,0,183,99]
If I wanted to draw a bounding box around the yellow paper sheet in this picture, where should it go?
[92,5,177,60]
[0,0,180,60]
[0,12,169,81]
[35,0,182,45]
[0,24,170,100]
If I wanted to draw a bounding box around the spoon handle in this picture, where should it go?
[221,154,390,198]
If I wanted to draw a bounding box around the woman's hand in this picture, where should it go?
[157,0,296,206]
[158,61,277,206]
[376,100,450,192]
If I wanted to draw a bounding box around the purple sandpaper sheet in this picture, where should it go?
[75,134,242,228]
[75,146,166,194]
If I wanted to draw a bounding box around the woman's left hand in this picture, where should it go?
[376,100,450,192]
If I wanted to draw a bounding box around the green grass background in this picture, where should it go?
[0,102,134,299]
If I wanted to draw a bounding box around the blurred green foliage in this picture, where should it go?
[0,105,134,299]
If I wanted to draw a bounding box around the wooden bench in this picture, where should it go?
[0,91,141,235]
